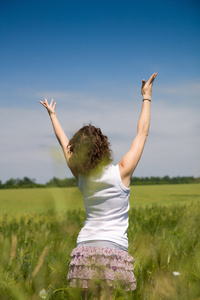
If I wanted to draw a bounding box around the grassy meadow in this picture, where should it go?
[1,184,200,216]
[0,184,200,299]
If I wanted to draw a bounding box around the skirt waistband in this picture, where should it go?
[77,240,128,252]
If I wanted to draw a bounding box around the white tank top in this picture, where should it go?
[77,164,130,249]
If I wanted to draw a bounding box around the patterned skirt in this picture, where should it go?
[67,245,136,291]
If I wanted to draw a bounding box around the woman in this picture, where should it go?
[39,73,157,298]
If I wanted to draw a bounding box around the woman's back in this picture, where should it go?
[77,164,130,248]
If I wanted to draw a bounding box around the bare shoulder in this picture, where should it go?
[118,132,147,188]
[118,162,130,188]
[63,144,79,180]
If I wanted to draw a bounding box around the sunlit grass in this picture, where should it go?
[0,201,199,299]
[129,183,200,207]
[0,184,200,216]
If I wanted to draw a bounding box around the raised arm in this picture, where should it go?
[118,73,157,188]
[39,98,77,178]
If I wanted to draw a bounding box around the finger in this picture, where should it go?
[50,99,54,106]
[147,74,154,84]
[149,73,157,85]
[53,102,57,110]
[39,101,46,107]
[44,98,48,105]
[141,79,146,88]
[151,73,157,85]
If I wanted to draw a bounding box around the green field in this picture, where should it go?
[0,184,200,299]
[0,184,200,216]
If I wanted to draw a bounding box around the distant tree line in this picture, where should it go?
[130,176,200,185]
[0,177,77,189]
[0,176,199,189]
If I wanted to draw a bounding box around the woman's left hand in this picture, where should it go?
[141,73,157,99]
[39,98,57,115]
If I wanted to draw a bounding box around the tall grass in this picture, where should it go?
[1,184,200,216]
[0,203,200,299]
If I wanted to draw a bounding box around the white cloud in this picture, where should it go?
[156,81,200,97]
[154,81,200,107]
[0,81,200,183]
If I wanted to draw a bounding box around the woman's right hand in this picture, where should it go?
[39,98,57,115]
[141,73,157,99]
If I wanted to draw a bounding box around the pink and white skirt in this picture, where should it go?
[67,245,136,291]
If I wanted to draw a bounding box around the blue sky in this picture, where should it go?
[0,0,200,183]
